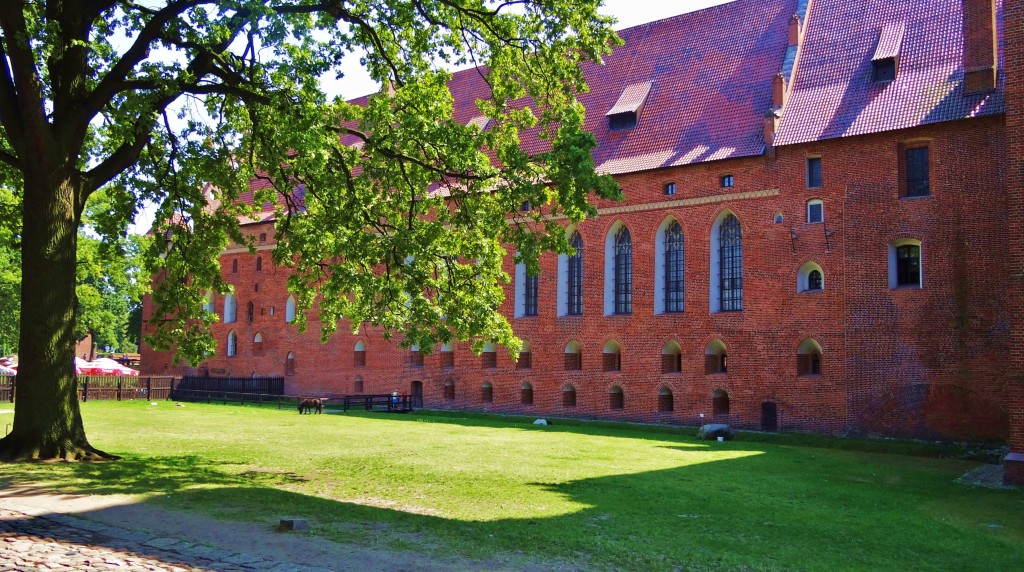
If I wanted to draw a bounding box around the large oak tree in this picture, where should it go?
[0,0,619,461]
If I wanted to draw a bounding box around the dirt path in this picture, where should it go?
[0,483,567,571]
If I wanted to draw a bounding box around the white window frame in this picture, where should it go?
[807,199,824,224]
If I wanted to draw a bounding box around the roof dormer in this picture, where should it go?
[872,22,905,84]
[606,82,652,131]
[466,115,491,131]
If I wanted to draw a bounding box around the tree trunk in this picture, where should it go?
[0,171,117,461]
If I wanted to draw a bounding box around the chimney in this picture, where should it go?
[788,14,801,46]
[772,72,787,108]
[763,109,780,156]
[962,0,998,94]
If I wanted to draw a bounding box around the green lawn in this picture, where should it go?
[1,401,1022,571]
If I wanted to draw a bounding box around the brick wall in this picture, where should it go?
[142,115,1012,443]
[1002,0,1024,482]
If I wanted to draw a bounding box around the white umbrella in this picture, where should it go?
[90,357,140,377]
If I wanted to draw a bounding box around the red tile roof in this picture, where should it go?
[244,0,1006,204]
[581,0,793,174]
[775,0,1005,146]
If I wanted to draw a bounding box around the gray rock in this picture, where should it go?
[697,423,733,441]
[533,419,548,425]
[278,518,309,531]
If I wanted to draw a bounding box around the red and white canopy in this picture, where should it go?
[78,357,139,377]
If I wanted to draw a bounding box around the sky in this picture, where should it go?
[128,0,732,234]
[325,0,733,101]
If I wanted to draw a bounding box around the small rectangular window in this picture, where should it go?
[608,112,637,131]
[873,58,896,83]
[807,201,823,224]
[807,157,822,188]
[721,175,734,188]
[664,182,676,196]
[896,244,921,287]
[524,274,539,316]
[520,201,530,212]
[905,147,930,197]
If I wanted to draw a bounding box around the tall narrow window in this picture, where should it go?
[224,293,237,323]
[246,301,254,323]
[613,227,632,314]
[563,384,577,407]
[609,385,624,410]
[662,341,682,374]
[409,345,424,367]
[807,157,822,188]
[226,331,237,357]
[285,295,296,323]
[232,259,238,273]
[252,332,263,353]
[256,257,263,271]
[658,387,674,412]
[564,341,582,371]
[354,340,366,368]
[440,342,454,369]
[603,340,622,372]
[719,215,743,311]
[905,147,930,197]
[713,389,730,415]
[567,232,583,315]
[797,339,823,376]
[665,222,685,313]
[521,383,534,405]
[896,245,921,287]
[285,351,296,376]
[517,341,532,370]
[524,273,539,316]
[481,342,497,369]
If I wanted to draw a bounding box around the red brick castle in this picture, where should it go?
[142,0,1024,484]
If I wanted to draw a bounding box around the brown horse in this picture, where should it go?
[298,398,323,414]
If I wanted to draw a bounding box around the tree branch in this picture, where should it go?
[0,1,52,163]
[0,148,18,169]
[0,41,25,152]
[83,0,210,121]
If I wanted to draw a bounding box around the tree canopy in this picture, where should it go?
[0,0,620,460]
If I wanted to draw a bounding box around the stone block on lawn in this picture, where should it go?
[533,419,548,425]
[698,424,733,441]
[277,518,308,532]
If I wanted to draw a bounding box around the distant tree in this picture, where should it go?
[0,0,620,461]
[75,192,147,354]
[0,187,18,355]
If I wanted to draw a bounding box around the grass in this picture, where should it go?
[1,401,1022,571]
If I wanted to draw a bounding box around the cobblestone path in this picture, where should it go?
[0,506,331,572]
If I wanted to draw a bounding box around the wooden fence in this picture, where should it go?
[172,375,284,402]
[0,375,177,403]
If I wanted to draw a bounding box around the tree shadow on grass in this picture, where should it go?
[1,442,1022,571]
